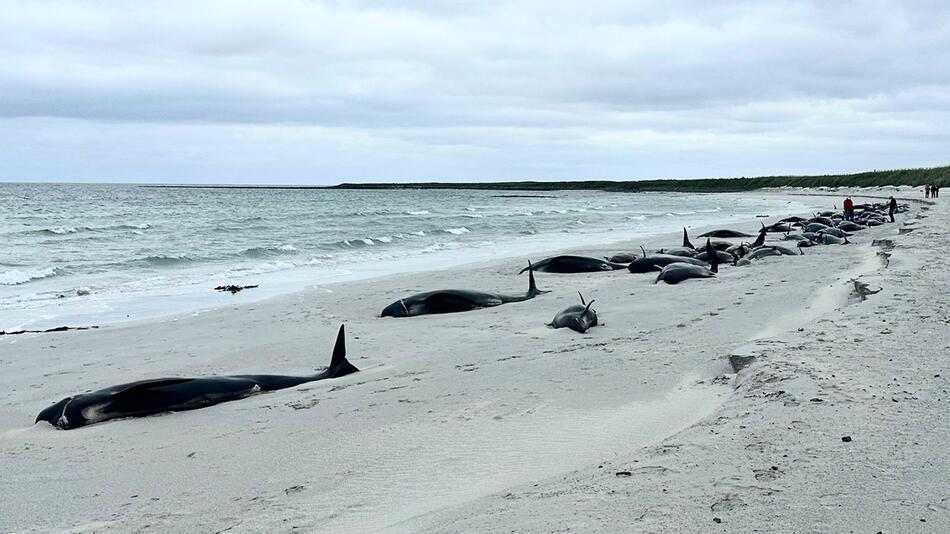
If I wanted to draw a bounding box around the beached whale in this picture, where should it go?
[779,216,808,223]
[820,227,850,238]
[725,244,751,259]
[808,217,835,227]
[697,229,753,238]
[836,221,865,232]
[381,264,545,317]
[659,247,699,257]
[816,233,850,245]
[35,325,357,430]
[703,239,736,252]
[548,292,599,333]
[627,254,708,273]
[606,253,639,263]
[695,249,737,266]
[655,263,716,285]
[746,247,784,260]
[761,221,793,233]
[520,255,626,273]
[767,244,803,256]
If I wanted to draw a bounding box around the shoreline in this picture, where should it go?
[0,189,933,533]
[4,190,852,333]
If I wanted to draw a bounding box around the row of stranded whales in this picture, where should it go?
[615,200,908,276]
[381,264,545,317]
[36,325,357,430]
[35,200,909,429]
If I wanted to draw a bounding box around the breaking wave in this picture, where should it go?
[0,267,60,285]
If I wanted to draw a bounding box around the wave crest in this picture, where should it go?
[0,267,60,285]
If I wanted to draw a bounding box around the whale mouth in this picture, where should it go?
[36,396,73,429]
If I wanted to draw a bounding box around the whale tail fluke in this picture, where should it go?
[583,298,596,314]
[328,324,359,377]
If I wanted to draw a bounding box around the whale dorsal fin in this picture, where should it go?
[639,246,646,258]
[682,227,694,249]
[328,324,359,377]
[113,378,194,397]
[577,291,586,305]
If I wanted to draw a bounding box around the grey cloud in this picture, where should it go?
[0,0,948,183]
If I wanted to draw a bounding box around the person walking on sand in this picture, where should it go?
[888,196,897,222]
[935,184,940,198]
[926,184,931,198]
[843,196,854,221]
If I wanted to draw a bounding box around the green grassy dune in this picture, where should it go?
[330,165,950,193]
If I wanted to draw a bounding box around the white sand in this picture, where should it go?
[2,189,945,533]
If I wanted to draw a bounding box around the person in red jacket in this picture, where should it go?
[843,196,854,221]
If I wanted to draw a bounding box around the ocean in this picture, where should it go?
[1,183,820,330]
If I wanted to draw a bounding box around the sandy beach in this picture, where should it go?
[1,189,946,533]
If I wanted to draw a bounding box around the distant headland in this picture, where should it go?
[143,164,949,192]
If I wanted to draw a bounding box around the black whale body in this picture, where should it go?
[381,266,544,317]
[697,229,753,238]
[548,293,599,333]
[520,255,626,274]
[36,325,357,430]
[627,254,708,273]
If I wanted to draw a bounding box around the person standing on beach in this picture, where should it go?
[843,196,854,221]
[934,185,940,198]
[926,184,931,198]
[888,196,897,222]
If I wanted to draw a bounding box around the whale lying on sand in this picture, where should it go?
[548,292,599,333]
[697,229,753,238]
[36,325,358,430]
[655,263,716,285]
[520,255,626,273]
[382,264,545,317]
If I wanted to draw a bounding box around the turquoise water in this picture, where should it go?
[1,184,818,330]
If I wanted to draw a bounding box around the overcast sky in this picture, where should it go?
[1,0,948,184]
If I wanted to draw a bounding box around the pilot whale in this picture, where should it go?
[35,325,358,430]
[381,263,545,317]
[548,292,599,333]
[519,255,626,273]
